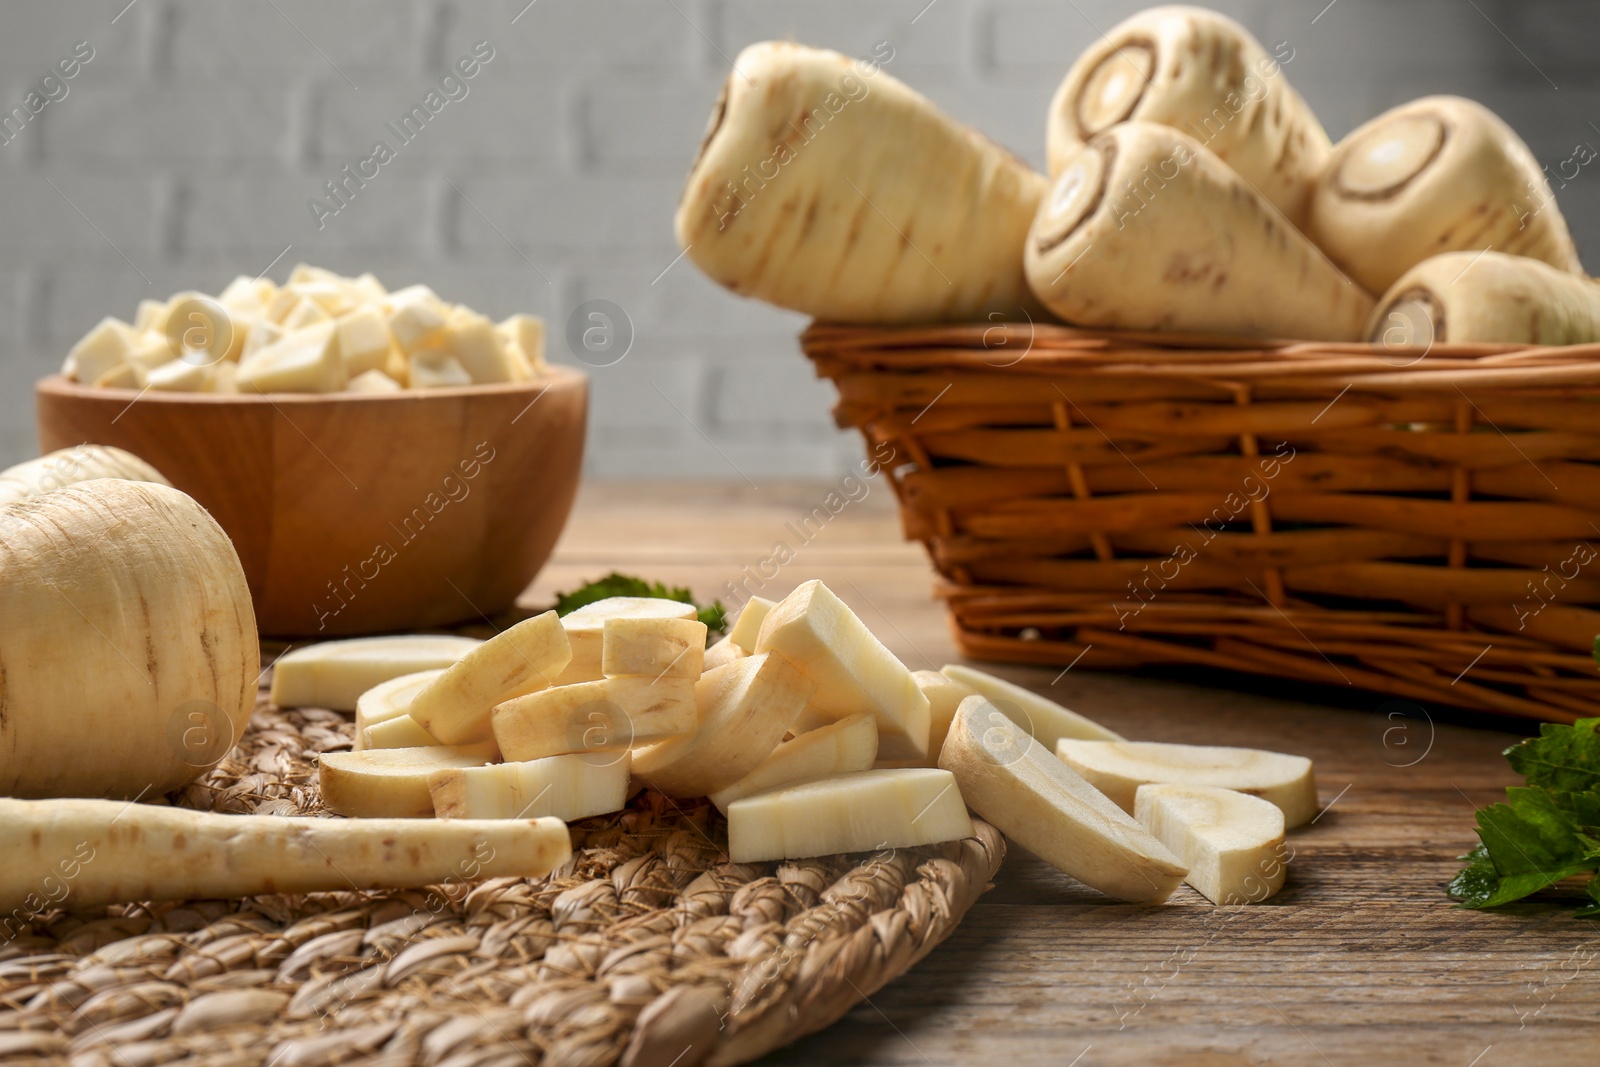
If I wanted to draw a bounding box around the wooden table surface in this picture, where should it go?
[525,481,1599,1067]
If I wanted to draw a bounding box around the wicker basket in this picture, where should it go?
[803,321,1600,724]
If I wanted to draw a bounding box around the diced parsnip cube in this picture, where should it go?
[282,298,333,331]
[288,263,347,287]
[64,317,138,383]
[242,319,285,360]
[93,362,147,390]
[631,653,815,798]
[263,287,300,324]
[727,596,776,652]
[384,345,410,385]
[218,274,271,310]
[387,285,448,350]
[497,313,546,366]
[1135,784,1289,905]
[364,713,442,751]
[146,358,214,392]
[602,616,707,679]
[492,675,697,762]
[126,333,175,370]
[318,743,498,818]
[556,597,698,685]
[445,309,518,384]
[429,752,632,821]
[336,305,394,377]
[502,340,536,381]
[291,280,356,317]
[210,361,239,394]
[702,636,748,670]
[709,712,878,813]
[272,635,480,711]
[755,580,930,761]
[354,669,448,751]
[134,298,168,332]
[347,368,403,393]
[726,768,973,863]
[1055,740,1319,829]
[352,272,387,302]
[940,664,1123,749]
[238,322,346,394]
[408,349,472,389]
[407,611,571,745]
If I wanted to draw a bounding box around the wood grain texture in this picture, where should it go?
[525,481,1600,1067]
[36,371,587,636]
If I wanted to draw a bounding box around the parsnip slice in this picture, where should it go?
[491,676,697,762]
[908,669,977,767]
[0,797,568,911]
[727,596,776,651]
[709,713,879,813]
[353,669,446,751]
[237,322,345,394]
[702,637,748,671]
[940,697,1185,902]
[556,597,697,685]
[755,580,929,761]
[270,635,480,712]
[430,753,631,822]
[408,611,571,744]
[363,714,443,751]
[631,653,815,798]
[319,744,497,818]
[939,664,1121,749]
[1056,740,1318,829]
[601,616,707,678]
[1135,784,1288,905]
[727,768,973,863]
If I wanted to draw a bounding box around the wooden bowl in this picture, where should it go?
[36,370,587,636]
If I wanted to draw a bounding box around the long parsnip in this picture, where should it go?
[1369,250,1600,346]
[0,445,168,506]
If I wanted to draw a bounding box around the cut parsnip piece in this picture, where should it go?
[940,664,1121,749]
[755,580,930,761]
[727,768,972,863]
[0,445,168,506]
[387,286,448,350]
[602,616,707,678]
[906,669,977,768]
[727,596,776,651]
[702,636,748,671]
[1027,123,1373,341]
[271,635,481,712]
[408,350,472,389]
[237,322,346,394]
[64,317,138,383]
[632,653,815,798]
[318,743,498,818]
[492,677,697,761]
[497,314,546,367]
[407,611,571,745]
[557,597,697,686]
[709,713,878,813]
[443,311,517,384]
[146,359,214,392]
[940,697,1186,902]
[1369,251,1600,346]
[94,362,146,390]
[1056,740,1318,829]
[353,669,447,751]
[363,714,443,751]
[336,305,393,377]
[677,42,1045,324]
[346,368,403,393]
[1046,5,1329,227]
[1135,784,1288,905]
[0,796,568,911]
[1308,96,1582,295]
[429,752,631,822]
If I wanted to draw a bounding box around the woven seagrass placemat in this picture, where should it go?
[0,690,1003,1067]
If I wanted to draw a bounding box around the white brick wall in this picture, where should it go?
[0,0,1593,474]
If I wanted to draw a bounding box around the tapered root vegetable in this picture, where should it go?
[270,635,480,711]
[1369,250,1600,346]
[1135,784,1288,905]
[407,611,571,744]
[677,41,1047,324]
[725,768,973,864]
[1046,5,1329,227]
[0,797,570,911]
[940,664,1121,749]
[319,744,498,818]
[1307,96,1582,295]
[0,445,168,506]
[0,480,258,799]
[940,697,1186,902]
[429,753,631,822]
[1026,122,1373,341]
[1056,739,1318,828]
[709,713,879,813]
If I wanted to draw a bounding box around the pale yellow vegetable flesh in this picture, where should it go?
[269,634,481,712]
[429,752,631,822]
[0,445,168,506]
[1046,4,1330,228]
[1056,739,1319,829]
[677,41,1046,324]
[727,596,777,651]
[755,580,930,761]
[1026,122,1373,341]
[319,744,498,818]
[709,713,879,813]
[702,636,749,671]
[491,676,697,762]
[1135,784,1288,905]
[939,664,1121,749]
[1308,96,1582,295]
[555,597,697,685]
[407,611,571,744]
[363,714,446,751]
[1369,250,1600,347]
[0,796,569,911]
[353,668,446,752]
[0,480,258,800]
[940,697,1186,903]
[725,768,973,864]
[601,615,707,678]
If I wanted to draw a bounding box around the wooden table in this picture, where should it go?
[526,482,1599,1067]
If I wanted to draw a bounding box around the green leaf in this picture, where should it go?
[1469,787,1596,907]
[1505,719,1600,796]
[1448,844,1501,908]
[552,572,728,639]
[1576,875,1600,919]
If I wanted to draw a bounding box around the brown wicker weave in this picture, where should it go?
[804,321,1600,723]
[0,685,1003,1066]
